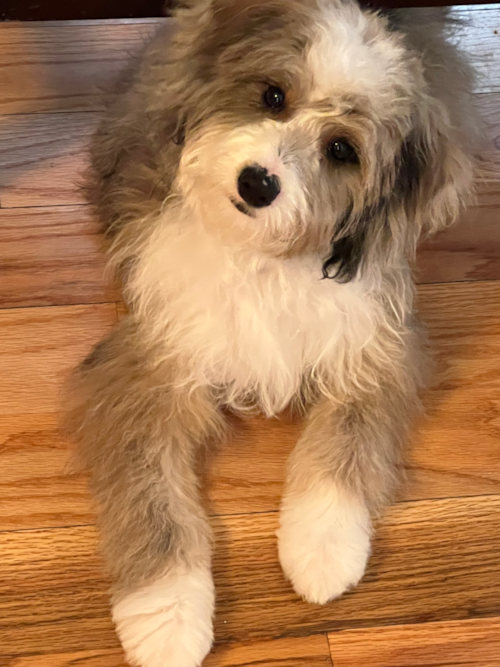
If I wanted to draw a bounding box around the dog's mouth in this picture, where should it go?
[230,198,255,218]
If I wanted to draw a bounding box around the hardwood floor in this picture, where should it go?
[0,7,499,667]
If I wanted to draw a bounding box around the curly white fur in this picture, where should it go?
[278,483,372,603]
[112,566,215,667]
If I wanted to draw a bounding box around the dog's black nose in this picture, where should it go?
[237,166,280,208]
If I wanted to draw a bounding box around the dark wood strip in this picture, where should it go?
[2,0,498,22]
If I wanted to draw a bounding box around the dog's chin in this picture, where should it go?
[230,198,255,218]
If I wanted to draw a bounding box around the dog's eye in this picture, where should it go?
[263,86,286,110]
[327,140,357,163]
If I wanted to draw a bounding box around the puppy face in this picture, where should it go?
[173,0,473,279]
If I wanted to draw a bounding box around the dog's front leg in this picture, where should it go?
[67,321,226,667]
[278,388,415,604]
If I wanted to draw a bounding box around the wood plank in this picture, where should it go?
[0,304,117,531]
[406,281,500,500]
[416,199,500,283]
[0,650,127,667]
[472,91,500,199]
[0,22,163,115]
[210,636,333,667]
[1,282,499,532]
[0,304,117,414]
[215,496,500,640]
[418,281,500,391]
[327,618,500,667]
[0,206,116,308]
[0,525,116,657]
[0,636,332,667]
[0,112,97,208]
[213,495,500,641]
[0,415,92,531]
[449,6,500,94]
[1,495,499,655]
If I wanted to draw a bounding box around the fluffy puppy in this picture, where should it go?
[66,1,478,666]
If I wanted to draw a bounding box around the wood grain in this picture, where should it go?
[473,92,500,200]
[416,200,500,283]
[0,206,115,308]
[212,495,500,642]
[0,636,332,667]
[0,650,128,667]
[0,304,116,531]
[1,495,499,656]
[0,112,97,208]
[207,636,333,667]
[327,618,500,667]
[0,415,93,531]
[450,5,500,94]
[0,21,163,115]
[0,303,116,414]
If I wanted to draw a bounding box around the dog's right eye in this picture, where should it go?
[263,86,286,111]
[327,139,358,164]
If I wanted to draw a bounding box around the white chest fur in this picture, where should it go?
[131,218,385,416]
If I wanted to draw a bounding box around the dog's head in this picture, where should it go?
[167,0,474,280]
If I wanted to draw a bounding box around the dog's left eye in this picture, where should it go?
[263,86,286,110]
[327,140,358,164]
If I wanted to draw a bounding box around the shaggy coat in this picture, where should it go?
[66,2,477,666]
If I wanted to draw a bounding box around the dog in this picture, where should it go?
[66,1,478,666]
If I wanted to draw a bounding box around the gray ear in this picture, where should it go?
[322,101,475,283]
[393,131,430,210]
[395,101,475,236]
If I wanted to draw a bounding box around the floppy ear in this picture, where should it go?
[323,99,475,283]
[394,98,475,238]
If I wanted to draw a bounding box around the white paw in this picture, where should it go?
[278,483,371,604]
[112,566,215,667]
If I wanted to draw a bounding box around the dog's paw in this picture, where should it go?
[278,484,371,604]
[112,566,214,667]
